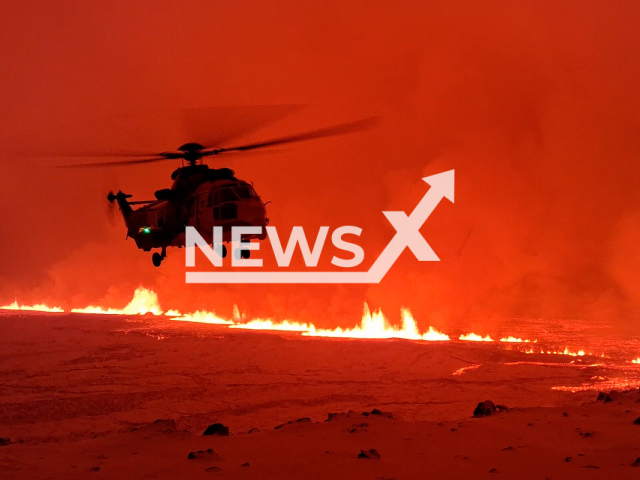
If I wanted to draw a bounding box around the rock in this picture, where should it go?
[326,412,346,422]
[565,456,572,462]
[188,449,222,460]
[0,438,10,447]
[473,400,497,417]
[241,462,250,467]
[596,391,607,401]
[489,467,498,473]
[248,428,260,434]
[205,466,222,473]
[496,405,509,412]
[632,457,640,467]
[89,466,100,472]
[154,418,176,428]
[357,449,381,459]
[369,408,393,418]
[275,418,312,429]
[633,416,640,425]
[604,390,621,403]
[203,423,229,436]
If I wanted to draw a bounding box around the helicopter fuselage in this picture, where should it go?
[112,165,268,258]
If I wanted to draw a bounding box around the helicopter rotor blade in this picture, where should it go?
[30,150,161,159]
[57,156,170,168]
[201,117,378,157]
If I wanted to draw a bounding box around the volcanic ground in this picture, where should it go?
[1,313,640,479]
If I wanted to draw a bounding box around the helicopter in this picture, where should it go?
[61,117,376,267]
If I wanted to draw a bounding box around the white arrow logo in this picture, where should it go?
[186,169,455,284]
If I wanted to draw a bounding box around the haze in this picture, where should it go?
[1,0,639,332]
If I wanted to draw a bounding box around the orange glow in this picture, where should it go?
[632,358,640,364]
[172,310,234,325]
[459,333,493,342]
[0,301,64,313]
[520,346,604,357]
[500,336,534,343]
[302,305,449,341]
[71,287,163,315]
[230,319,311,331]
[452,364,481,375]
[1,288,616,362]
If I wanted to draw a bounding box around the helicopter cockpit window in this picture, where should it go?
[220,188,239,203]
[234,186,252,199]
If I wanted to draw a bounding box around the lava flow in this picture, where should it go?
[0,301,64,313]
[0,287,613,357]
[459,333,493,342]
[304,305,450,341]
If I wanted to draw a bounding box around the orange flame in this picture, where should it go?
[0,301,64,313]
[3,287,613,363]
[302,305,449,341]
[230,319,311,331]
[459,333,494,342]
[71,287,164,316]
[172,310,234,325]
[500,336,534,343]
[452,364,481,375]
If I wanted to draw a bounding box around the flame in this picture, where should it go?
[3,287,615,363]
[459,333,493,342]
[301,305,449,341]
[553,378,640,392]
[452,364,481,375]
[500,336,534,343]
[172,310,234,325]
[229,319,310,331]
[519,346,601,357]
[71,287,164,315]
[0,301,64,313]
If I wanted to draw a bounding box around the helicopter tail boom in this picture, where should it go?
[107,191,134,220]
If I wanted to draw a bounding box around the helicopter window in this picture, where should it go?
[234,187,252,199]
[207,190,214,207]
[220,188,239,203]
[221,202,238,220]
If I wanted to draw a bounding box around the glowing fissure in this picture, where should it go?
[459,333,493,342]
[0,301,64,313]
[302,305,449,341]
[70,287,164,316]
[500,336,534,343]
[0,288,605,354]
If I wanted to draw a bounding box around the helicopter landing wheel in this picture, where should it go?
[214,244,228,258]
[234,248,251,260]
[152,252,163,267]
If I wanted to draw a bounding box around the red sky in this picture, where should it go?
[1,1,640,331]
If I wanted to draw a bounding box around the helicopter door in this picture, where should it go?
[212,190,221,222]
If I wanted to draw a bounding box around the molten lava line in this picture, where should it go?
[459,333,493,342]
[0,301,64,313]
